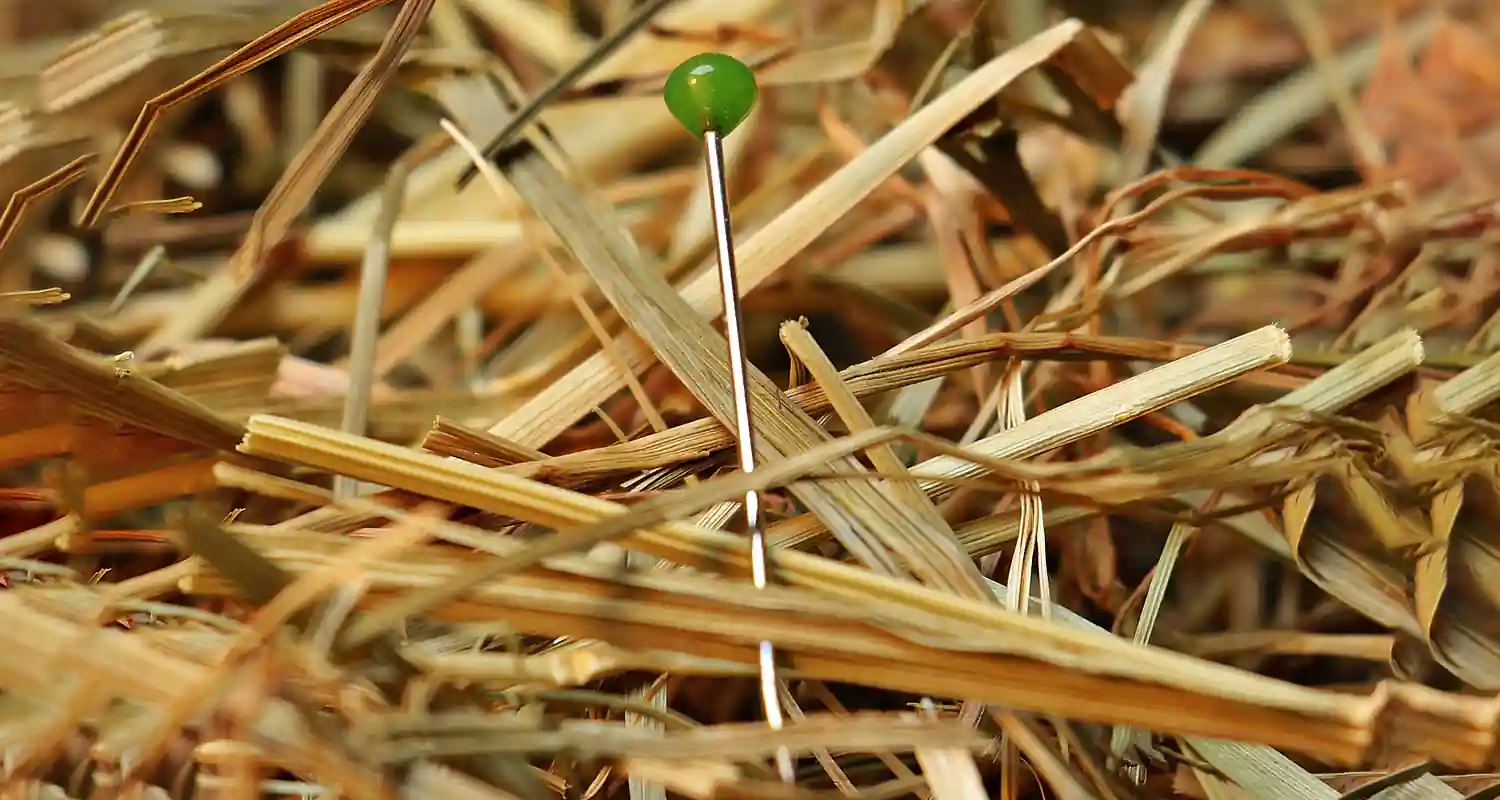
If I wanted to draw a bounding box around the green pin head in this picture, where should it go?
[663,53,758,139]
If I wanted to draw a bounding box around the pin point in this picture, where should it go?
[664,53,792,783]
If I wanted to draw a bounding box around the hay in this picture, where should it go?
[1,1,1499,798]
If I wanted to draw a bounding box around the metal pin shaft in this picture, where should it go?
[703,129,794,783]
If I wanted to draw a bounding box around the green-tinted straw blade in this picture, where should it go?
[663,52,759,139]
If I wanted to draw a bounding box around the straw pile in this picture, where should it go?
[1,0,1499,797]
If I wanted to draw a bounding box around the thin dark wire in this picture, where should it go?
[456,0,682,187]
[703,128,793,783]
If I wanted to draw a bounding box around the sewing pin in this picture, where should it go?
[664,52,794,783]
